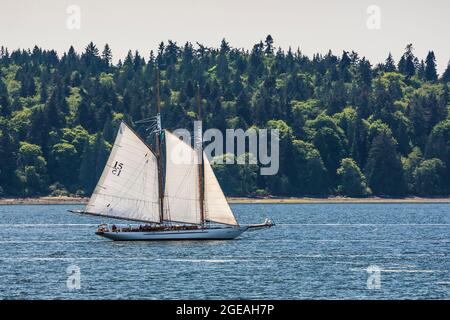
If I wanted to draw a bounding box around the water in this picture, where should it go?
[0,203,449,299]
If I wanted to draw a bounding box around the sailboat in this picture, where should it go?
[70,80,274,241]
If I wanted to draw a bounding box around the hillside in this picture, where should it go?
[0,37,449,197]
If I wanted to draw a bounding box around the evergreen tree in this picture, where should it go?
[102,44,113,67]
[424,51,438,81]
[365,131,406,195]
[417,60,426,80]
[78,140,96,193]
[384,52,396,72]
[398,44,416,77]
[46,87,66,129]
[425,120,450,191]
[291,140,329,195]
[403,147,423,193]
[441,60,450,83]
[413,159,446,195]
[339,51,351,82]
[264,35,274,55]
[0,78,10,116]
[0,122,18,195]
[0,41,448,197]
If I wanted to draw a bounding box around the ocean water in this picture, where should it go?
[0,203,449,300]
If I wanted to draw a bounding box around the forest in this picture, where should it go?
[0,36,449,198]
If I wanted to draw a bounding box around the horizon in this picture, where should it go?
[0,0,449,73]
[1,38,447,73]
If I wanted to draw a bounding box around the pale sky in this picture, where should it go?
[0,0,449,73]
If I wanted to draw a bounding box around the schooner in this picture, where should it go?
[70,79,274,241]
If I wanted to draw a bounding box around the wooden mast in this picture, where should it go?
[197,84,205,226]
[155,69,164,223]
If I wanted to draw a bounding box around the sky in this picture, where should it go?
[0,0,449,73]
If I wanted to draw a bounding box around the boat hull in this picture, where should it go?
[96,226,248,241]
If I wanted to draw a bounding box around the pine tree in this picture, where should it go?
[264,35,274,55]
[417,60,426,80]
[441,60,450,83]
[0,78,10,116]
[365,132,406,195]
[0,41,449,197]
[398,44,416,77]
[46,89,64,129]
[425,51,438,81]
[78,140,95,193]
[384,52,396,72]
[102,44,112,67]
[339,51,351,82]
[0,122,18,195]
[85,41,99,57]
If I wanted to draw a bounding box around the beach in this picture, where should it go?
[1,196,450,205]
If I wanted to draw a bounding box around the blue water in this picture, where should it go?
[0,203,449,299]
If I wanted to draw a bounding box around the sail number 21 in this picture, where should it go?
[112,161,123,176]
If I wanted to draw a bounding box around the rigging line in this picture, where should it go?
[113,143,154,157]
[94,193,158,203]
[165,195,200,201]
[114,151,154,194]
[105,160,148,202]
[88,139,122,202]
[111,143,156,158]
[106,169,153,214]
[94,194,158,208]
[102,155,156,215]
[171,157,198,198]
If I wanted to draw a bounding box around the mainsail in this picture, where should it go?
[163,130,238,226]
[85,122,160,223]
[203,155,238,225]
[163,130,201,224]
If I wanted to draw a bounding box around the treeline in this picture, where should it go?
[0,37,449,198]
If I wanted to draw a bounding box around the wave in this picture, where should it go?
[0,224,98,228]
[276,223,450,226]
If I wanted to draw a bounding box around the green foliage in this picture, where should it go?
[48,182,69,197]
[211,153,258,196]
[291,140,329,195]
[402,147,423,193]
[337,158,371,197]
[0,40,448,197]
[365,131,406,196]
[49,142,79,190]
[425,120,450,186]
[413,159,446,196]
[16,142,48,195]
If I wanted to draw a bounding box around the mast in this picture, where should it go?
[196,84,205,225]
[155,69,164,223]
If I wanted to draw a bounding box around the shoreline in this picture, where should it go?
[227,197,450,204]
[1,196,450,205]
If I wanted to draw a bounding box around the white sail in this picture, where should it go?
[203,156,238,225]
[85,122,160,223]
[163,130,201,224]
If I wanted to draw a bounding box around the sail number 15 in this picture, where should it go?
[112,161,123,176]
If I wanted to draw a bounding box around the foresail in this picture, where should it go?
[163,130,201,224]
[203,156,238,226]
[85,122,160,223]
